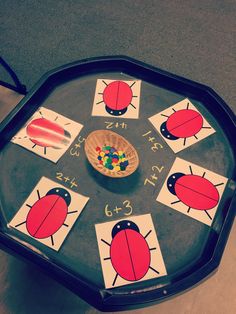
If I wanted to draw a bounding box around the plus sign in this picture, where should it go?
[63,176,70,182]
[148,137,156,143]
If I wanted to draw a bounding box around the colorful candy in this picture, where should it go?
[96,145,129,171]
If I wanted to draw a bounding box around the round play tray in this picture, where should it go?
[0,56,235,311]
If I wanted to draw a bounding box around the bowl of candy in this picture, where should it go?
[84,130,139,178]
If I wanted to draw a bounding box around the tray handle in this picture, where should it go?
[0,56,27,94]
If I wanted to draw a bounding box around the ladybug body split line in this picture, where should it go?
[167,166,224,220]
[97,80,137,116]
[102,220,159,286]
[160,103,211,146]
[15,187,77,246]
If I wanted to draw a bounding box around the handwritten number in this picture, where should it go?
[123,200,133,216]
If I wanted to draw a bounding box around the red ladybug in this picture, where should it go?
[167,166,224,220]
[102,220,159,286]
[160,104,211,145]
[26,118,71,154]
[97,80,136,116]
[15,187,77,246]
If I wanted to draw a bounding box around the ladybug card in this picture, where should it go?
[91,79,141,119]
[8,177,89,251]
[156,158,228,226]
[11,107,83,163]
[149,98,216,153]
[95,214,167,289]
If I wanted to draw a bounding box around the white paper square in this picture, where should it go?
[95,214,167,289]
[91,79,141,119]
[11,107,83,163]
[157,158,228,226]
[149,98,216,153]
[9,177,89,251]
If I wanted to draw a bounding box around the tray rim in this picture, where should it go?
[0,55,235,311]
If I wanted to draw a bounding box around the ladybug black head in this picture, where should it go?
[160,122,178,140]
[46,187,71,206]
[167,172,185,195]
[111,220,140,238]
[105,105,127,116]
[61,129,71,145]
[52,130,71,149]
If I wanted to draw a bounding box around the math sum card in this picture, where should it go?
[149,98,215,153]
[92,79,141,119]
[157,158,228,226]
[95,214,167,289]
[11,107,83,163]
[9,176,89,251]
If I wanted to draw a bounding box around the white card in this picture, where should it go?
[149,98,215,153]
[95,214,167,289]
[157,158,228,226]
[9,177,89,251]
[91,79,141,119]
[11,107,83,163]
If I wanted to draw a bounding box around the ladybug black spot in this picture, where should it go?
[46,187,71,206]
[111,220,140,238]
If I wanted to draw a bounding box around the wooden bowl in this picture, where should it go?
[84,130,139,178]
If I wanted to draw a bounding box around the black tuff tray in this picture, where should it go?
[0,56,235,311]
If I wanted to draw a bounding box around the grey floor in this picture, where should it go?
[0,1,235,313]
